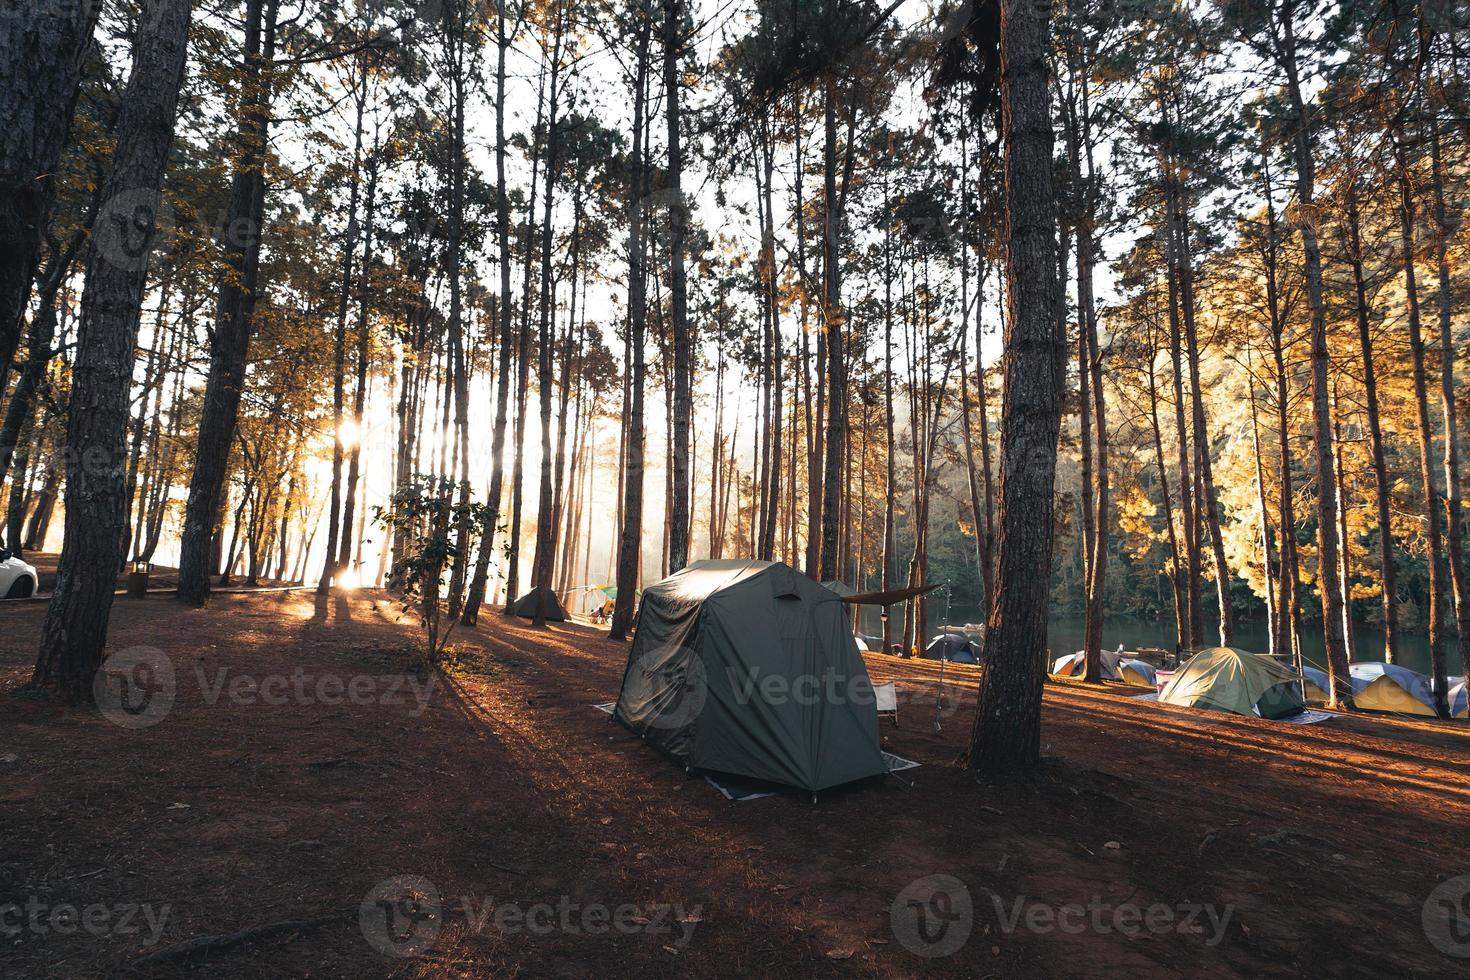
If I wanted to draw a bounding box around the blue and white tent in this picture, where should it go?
[1118,658,1158,688]
[1302,666,1331,702]
[1348,662,1438,717]
[1050,647,1155,687]
[1051,649,1120,680]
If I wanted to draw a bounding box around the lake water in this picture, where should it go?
[858,604,1465,679]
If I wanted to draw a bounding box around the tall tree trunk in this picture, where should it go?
[960,286,989,616]
[31,0,192,697]
[503,65,548,615]
[880,177,896,655]
[1081,232,1108,678]
[1344,180,1398,664]
[1247,361,1277,655]
[1429,120,1466,711]
[0,215,93,480]
[6,411,39,553]
[1146,343,1186,658]
[0,0,101,394]
[1260,148,1300,666]
[177,0,279,605]
[1174,205,1232,646]
[664,0,691,572]
[1270,334,1301,665]
[968,0,1062,774]
[609,10,652,641]
[25,435,62,552]
[1162,191,1200,649]
[1076,284,1096,682]
[444,9,473,617]
[463,8,516,625]
[1277,10,1350,707]
[1331,384,1356,664]
[318,58,366,595]
[797,117,823,578]
[338,146,378,587]
[756,134,782,562]
[817,0,845,581]
[530,4,566,627]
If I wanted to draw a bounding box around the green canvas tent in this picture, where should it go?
[1159,647,1305,719]
[511,586,567,621]
[613,559,887,793]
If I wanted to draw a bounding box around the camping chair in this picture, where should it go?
[874,682,898,727]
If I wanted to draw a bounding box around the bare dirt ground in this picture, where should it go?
[2,588,1468,978]
[21,552,294,595]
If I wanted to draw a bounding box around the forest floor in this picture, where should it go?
[2,588,1468,978]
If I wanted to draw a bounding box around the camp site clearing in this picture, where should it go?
[2,589,1467,977]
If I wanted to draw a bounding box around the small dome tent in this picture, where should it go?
[924,634,981,664]
[511,586,567,621]
[1050,652,1082,677]
[1450,681,1467,720]
[1349,662,1437,717]
[1049,647,1153,685]
[1118,659,1158,688]
[1159,647,1305,719]
[613,560,887,794]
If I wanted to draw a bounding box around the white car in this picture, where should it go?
[0,551,38,598]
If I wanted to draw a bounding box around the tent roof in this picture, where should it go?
[820,579,857,597]
[1160,647,1304,718]
[1349,661,1431,689]
[640,559,801,606]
